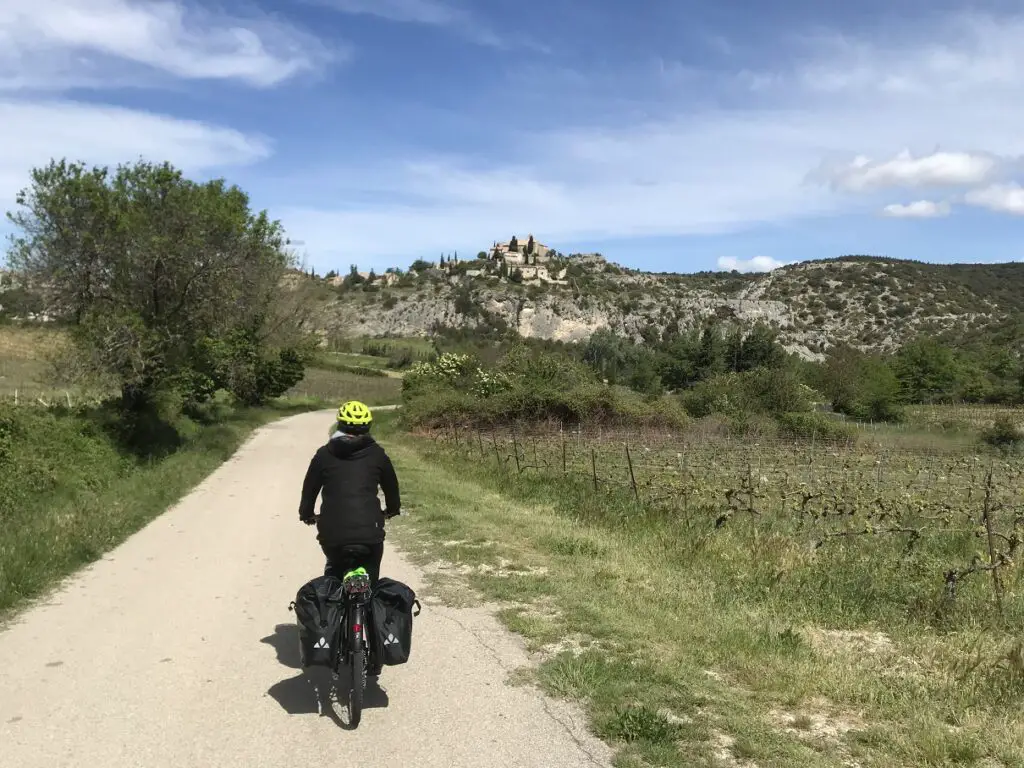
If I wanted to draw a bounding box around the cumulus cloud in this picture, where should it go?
[964,183,1024,214]
[0,0,331,90]
[0,1,325,223]
[881,200,952,218]
[717,256,788,273]
[0,101,270,214]
[822,150,996,191]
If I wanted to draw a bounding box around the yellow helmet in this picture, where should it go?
[337,400,373,427]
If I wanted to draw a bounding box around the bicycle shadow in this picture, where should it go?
[262,623,389,727]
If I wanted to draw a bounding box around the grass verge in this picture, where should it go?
[286,366,403,404]
[0,399,320,619]
[382,431,1024,768]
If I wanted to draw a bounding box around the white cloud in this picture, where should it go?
[822,150,996,191]
[312,0,506,47]
[717,256,788,273]
[964,183,1024,214]
[0,0,331,90]
[0,1,319,223]
[0,100,270,214]
[881,200,952,218]
[315,0,462,26]
[795,13,1024,97]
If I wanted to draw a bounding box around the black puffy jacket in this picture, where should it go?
[298,433,401,546]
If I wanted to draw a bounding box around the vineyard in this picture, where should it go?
[428,423,1024,627]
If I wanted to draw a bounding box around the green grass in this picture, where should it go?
[0,398,320,619]
[384,430,1024,768]
[0,325,110,402]
[324,335,436,361]
[0,326,405,406]
[285,366,403,405]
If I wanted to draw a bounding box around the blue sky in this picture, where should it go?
[3,1,1024,274]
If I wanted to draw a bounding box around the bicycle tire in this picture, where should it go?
[347,648,364,727]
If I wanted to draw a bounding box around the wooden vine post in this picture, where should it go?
[626,444,639,501]
[981,470,1005,620]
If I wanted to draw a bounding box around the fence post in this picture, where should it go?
[512,429,522,473]
[562,431,567,474]
[591,449,598,491]
[492,430,503,471]
[982,470,1005,620]
[625,443,639,501]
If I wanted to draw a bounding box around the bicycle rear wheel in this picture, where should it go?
[347,648,365,727]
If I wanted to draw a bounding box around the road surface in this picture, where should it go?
[0,410,610,768]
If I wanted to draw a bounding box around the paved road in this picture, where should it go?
[0,410,610,768]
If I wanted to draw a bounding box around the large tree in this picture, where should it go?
[6,158,311,410]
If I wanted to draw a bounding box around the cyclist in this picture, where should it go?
[298,400,401,588]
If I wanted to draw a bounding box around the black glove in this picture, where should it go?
[383,509,400,520]
[301,516,316,526]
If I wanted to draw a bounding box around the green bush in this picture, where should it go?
[777,412,856,443]
[401,346,688,429]
[387,349,415,369]
[981,416,1024,449]
[821,346,904,423]
[680,367,813,418]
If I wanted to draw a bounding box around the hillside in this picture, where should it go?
[306,252,1024,359]
[9,249,1024,360]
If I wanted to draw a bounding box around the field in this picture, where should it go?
[0,325,107,403]
[285,366,402,405]
[390,411,1024,767]
[0,325,403,407]
[431,423,1023,624]
[906,404,1024,431]
[322,334,436,362]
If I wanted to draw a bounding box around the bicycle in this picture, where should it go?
[331,565,374,727]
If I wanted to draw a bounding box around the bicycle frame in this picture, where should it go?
[332,567,373,725]
[339,570,372,662]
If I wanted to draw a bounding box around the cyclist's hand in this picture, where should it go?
[301,516,316,526]
[384,508,400,520]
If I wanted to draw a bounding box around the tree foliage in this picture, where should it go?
[820,345,903,422]
[6,158,311,411]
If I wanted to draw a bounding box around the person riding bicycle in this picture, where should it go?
[298,400,401,589]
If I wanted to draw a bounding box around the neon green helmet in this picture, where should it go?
[337,400,373,427]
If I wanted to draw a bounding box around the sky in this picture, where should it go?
[2,0,1024,274]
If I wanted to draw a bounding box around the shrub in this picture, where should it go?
[981,416,1024,449]
[387,348,415,369]
[680,367,813,418]
[777,412,856,443]
[401,346,688,429]
[680,374,743,418]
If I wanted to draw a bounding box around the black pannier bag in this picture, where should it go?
[290,575,345,668]
[370,577,421,666]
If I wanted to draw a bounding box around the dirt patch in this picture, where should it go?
[507,596,562,621]
[534,631,615,660]
[440,539,497,549]
[769,701,864,743]
[803,627,894,657]
[431,557,550,578]
[658,708,693,726]
[768,697,866,767]
[710,731,760,767]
